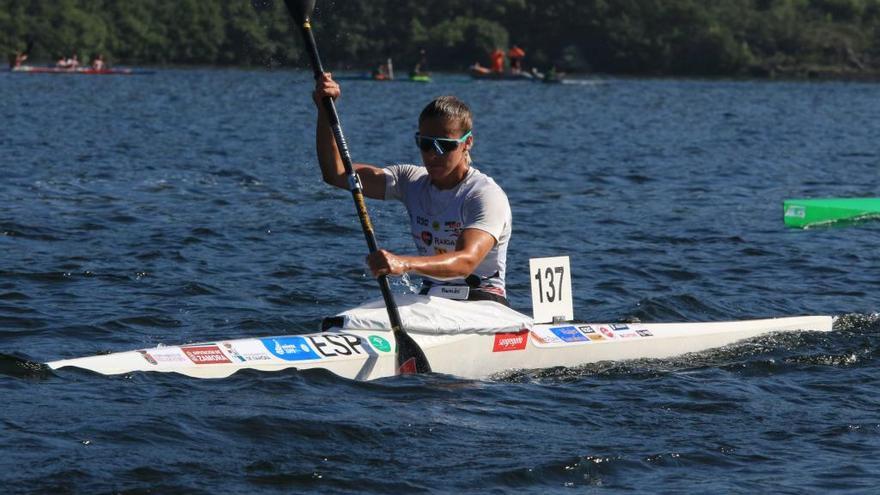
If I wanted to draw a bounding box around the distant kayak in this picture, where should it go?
[783,198,880,228]
[469,66,565,83]
[336,72,431,83]
[469,68,537,81]
[10,65,155,75]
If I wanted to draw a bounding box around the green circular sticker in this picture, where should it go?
[368,335,391,353]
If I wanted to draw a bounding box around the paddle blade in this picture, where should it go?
[396,331,431,374]
[283,0,316,24]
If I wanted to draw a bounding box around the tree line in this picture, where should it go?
[3,0,879,78]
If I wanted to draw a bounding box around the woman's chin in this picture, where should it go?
[425,166,446,179]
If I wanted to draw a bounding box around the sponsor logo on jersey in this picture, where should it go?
[493,330,529,352]
[421,231,433,245]
[636,329,654,337]
[550,326,589,343]
[444,220,462,234]
[182,345,232,365]
[434,237,456,248]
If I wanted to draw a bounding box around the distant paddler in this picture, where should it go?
[56,52,80,70]
[91,53,106,71]
[9,37,34,69]
[410,48,429,80]
[372,57,393,80]
[508,45,526,73]
[490,48,505,73]
[10,50,27,69]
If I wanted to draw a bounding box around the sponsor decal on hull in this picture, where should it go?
[222,340,274,362]
[261,337,321,361]
[530,328,563,344]
[597,326,616,339]
[138,350,158,365]
[368,335,391,353]
[182,345,232,365]
[611,324,639,339]
[578,325,605,341]
[493,330,529,352]
[307,334,367,358]
[550,326,589,343]
[141,347,189,365]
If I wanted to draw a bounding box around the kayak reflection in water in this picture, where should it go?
[312,73,512,306]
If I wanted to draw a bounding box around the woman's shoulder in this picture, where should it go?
[386,163,426,179]
[463,168,509,210]
[385,164,429,190]
[467,167,507,195]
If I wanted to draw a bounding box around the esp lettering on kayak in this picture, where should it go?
[307,334,366,358]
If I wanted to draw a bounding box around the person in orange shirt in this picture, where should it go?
[490,48,505,73]
[508,45,525,73]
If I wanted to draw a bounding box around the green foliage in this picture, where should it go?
[1,0,878,76]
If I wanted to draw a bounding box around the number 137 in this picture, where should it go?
[534,266,564,303]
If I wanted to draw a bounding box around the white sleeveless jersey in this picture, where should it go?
[384,164,511,295]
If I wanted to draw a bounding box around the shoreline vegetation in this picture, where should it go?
[3,0,880,81]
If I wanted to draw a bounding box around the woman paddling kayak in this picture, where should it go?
[313,73,512,306]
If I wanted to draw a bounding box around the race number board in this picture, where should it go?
[529,256,573,323]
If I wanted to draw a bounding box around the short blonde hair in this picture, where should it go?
[419,96,472,134]
[419,96,473,163]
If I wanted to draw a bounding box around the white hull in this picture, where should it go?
[47,314,833,380]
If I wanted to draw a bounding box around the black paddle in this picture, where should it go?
[283,0,431,374]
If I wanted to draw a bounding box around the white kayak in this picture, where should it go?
[47,295,833,380]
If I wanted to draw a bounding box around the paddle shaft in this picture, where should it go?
[291,10,430,373]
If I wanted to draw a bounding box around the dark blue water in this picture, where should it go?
[2,68,880,493]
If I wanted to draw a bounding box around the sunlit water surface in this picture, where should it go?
[2,68,879,493]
